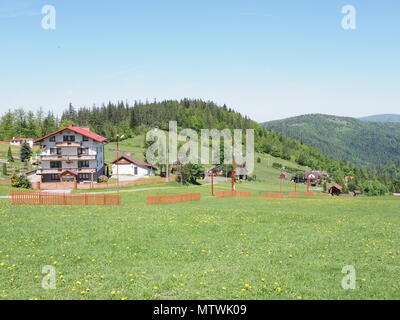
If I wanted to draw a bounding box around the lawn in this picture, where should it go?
[1,181,399,300]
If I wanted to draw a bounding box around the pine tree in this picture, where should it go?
[7,146,14,162]
[20,143,32,162]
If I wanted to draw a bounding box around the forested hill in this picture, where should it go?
[0,100,359,181]
[263,114,400,166]
[358,114,400,123]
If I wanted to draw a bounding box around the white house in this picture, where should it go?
[112,154,157,177]
[34,126,108,183]
[10,138,34,148]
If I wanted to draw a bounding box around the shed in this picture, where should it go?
[112,154,157,177]
[329,184,343,196]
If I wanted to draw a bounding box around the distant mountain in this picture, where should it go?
[359,114,400,123]
[263,114,400,166]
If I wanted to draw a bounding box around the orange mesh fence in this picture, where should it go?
[216,191,252,198]
[304,192,317,196]
[288,192,300,197]
[11,191,121,206]
[146,192,201,205]
[262,193,284,198]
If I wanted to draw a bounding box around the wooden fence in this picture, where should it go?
[217,190,252,198]
[11,191,121,206]
[146,192,201,205]
[262,193,284,198]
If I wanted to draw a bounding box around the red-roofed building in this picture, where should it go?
[35,127,108,183]
[112,154,157,177]
[329,184,343,196]
[10,138,34,147]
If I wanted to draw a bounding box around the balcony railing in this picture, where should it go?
[55,141,82,147]
[36,168,96,175]
[40,155,96,161]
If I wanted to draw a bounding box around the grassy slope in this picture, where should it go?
[264,114,400,166]
[105,135,146,164]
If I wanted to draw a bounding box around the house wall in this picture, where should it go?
[112,163,155,176]
[10,140,34,147]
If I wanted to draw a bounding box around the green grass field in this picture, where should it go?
[1,179,399,300]
[1,144,399,300]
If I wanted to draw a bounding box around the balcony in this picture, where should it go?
[37,168,96,175]
[41,155,96,161]
[55,141,82,147]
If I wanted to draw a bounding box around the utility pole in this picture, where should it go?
[115,134,125,191]
[211,172,214,196]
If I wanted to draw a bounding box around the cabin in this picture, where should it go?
[304,171,330,186]
[112,154,157,177]
[10,138,34,148]
[235,166,248,180]
[329,184,343,196]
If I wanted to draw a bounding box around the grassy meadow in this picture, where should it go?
[0,139,399,300]
[1,178,400,300]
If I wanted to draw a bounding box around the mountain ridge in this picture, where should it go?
[263,114,400,166]
[358,114,400,123]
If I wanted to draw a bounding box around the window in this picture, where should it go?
[82,136,89,141]
[50,174,60,181]
[50,148,61,155]
[134,167,138,175]
[49,136,56,142]
[63,135,75,142]
[78,160,90,168]
[50,161,62,168]
[78,148,89,155]
[78,173,90,181]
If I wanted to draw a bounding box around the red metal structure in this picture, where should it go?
[211,172,214,196]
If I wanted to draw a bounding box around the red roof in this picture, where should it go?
[11,138,34,141]
[331,184,343,190]
[112,154,157,170]
[35,127,108,143]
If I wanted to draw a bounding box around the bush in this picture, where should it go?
[98,175,109,183]
[11,172,31,189]
[2,163,7,176]
[361,181,388,196]
[177,163,205,185]
[257,157,261,163]
[272,162,283,169]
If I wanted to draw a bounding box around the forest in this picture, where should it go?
[0,99,399,192]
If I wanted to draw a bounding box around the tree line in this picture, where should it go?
[0,99,398,193]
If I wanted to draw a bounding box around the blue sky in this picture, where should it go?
[0,0,399,121]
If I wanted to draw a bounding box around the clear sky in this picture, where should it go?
[1,0,399,121]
